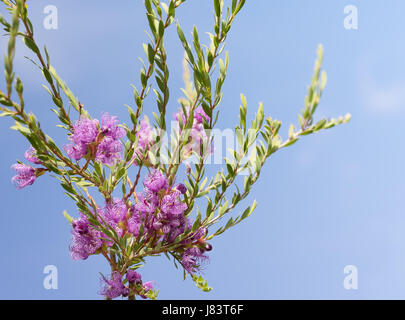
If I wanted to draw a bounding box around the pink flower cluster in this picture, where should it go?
[11,146,43,189]
[69,169,211,299]
[175,106,212,156]
[64,114,126,165]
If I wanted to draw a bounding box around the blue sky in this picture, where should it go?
[1,0,405,299]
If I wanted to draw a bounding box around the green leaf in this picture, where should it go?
[192,274,212,292]
[63,210,74,224]
[192,209,202,232]
[49,66,80,112]
[218,200,229,216]
[23,36,40,54]
[61,182,75,194]
[214,0,221,18]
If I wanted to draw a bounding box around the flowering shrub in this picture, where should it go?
[0,0,350,299]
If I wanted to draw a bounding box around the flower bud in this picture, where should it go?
[176,183,187,194]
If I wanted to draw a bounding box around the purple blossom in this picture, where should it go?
[98,199,128,237]
[141,281,154,299]
[166,218,188,243]
[143,281,154,292]
[100,272,128,299]
[126,170,192,245]
[126,270,142,285]
[70,213,103,260]
[64,116,98,160]
[178,226,211,274]
[176,183,187,194]
[71,117,99,145]
[127,171,209,274]
[64,114,125,165]
[190,226,208,242]
[127,192,160,238]
[135,192,159,214]
[95,137,123,165]
[100,113,126,140]
[11,164,36,189]
[127,205,142,237]
[128,204,158,239]
[127,175,188,243]
[149,189,187,241]
[72,217,89,235]
[161,190,187,216]
[144,170,168,193]
[175,105,209,127]
[100,199,128,224]
[70,116,98,144]
[181,247,208,274]
[174,106,212,156]
[187,125,210,155]
[134,117,153,162]
[174,223,207,246]
[64,143,88,161]
[95,114,126,165]
[194,106,210,124]
[24,146,41,164]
